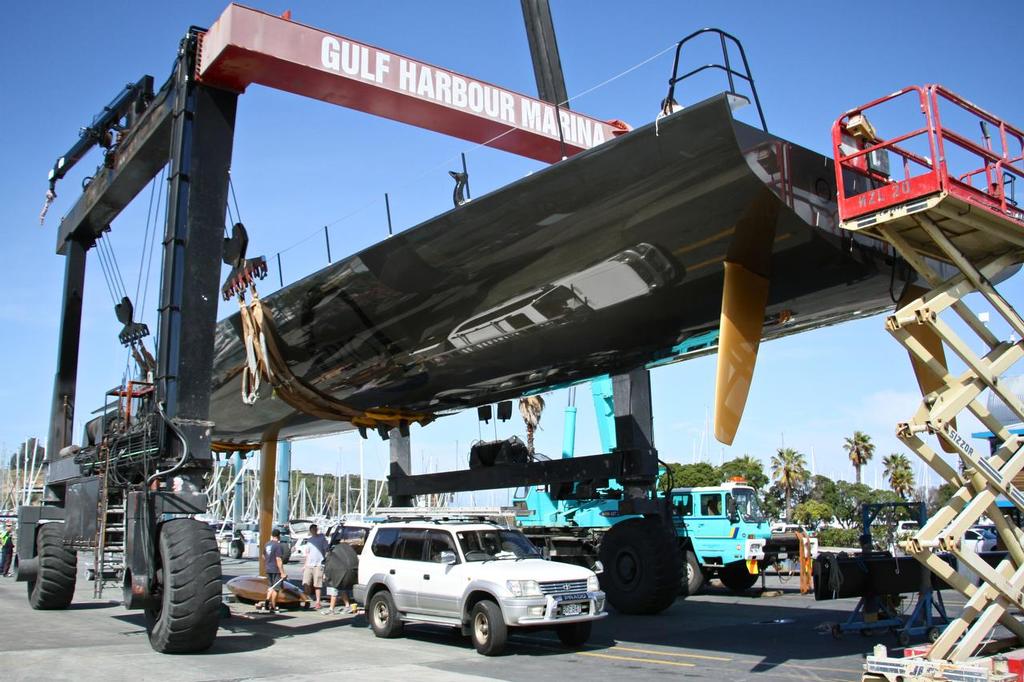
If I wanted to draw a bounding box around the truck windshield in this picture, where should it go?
[732,489,766,523]
[456,529,542,561]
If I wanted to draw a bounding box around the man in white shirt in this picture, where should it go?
[302,524,329,609]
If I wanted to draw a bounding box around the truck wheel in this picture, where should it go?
[229,540,244,559]
[683,549,704,596]
[470,600,508,656]
[369,590,404,638]
[145,518,222,654]
[27,522,77,610]
[719,563,758,593]
[556,620,592,648]
[598,516,683,615]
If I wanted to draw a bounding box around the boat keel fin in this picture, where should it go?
[714,261,769,445]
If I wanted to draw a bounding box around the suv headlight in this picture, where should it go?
[506,580,542,597]
[587,575,600,592]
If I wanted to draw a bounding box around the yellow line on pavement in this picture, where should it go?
[610,645,730,661]
[579,651,696,668]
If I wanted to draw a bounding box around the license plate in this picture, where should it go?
[559,592,589,602]
[778,552,787,559]
[561,603,582,617]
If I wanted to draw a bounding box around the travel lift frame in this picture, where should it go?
[20,2,623,653]
[830,85,1024,681]
[831,502,949,645]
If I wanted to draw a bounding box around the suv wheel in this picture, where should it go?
[470,600,507,656]
[369,590,403,638]
[556,621,592,648]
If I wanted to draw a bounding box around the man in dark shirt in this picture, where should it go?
[0,522,14,577]
[263,529,287,613]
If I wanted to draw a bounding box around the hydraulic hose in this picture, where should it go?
[146,404,190,486]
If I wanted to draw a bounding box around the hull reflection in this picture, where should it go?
[209,94,899,445]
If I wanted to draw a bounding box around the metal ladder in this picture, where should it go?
[93,447,126,599]
[832,85,1024,680]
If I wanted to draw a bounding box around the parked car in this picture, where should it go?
[326,520,375,553]
[770,523,811,535]
[962,526,997,554]
[355,521,606,655]
[217,521,292,562]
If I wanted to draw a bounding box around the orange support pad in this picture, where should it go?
[198,4,627,164]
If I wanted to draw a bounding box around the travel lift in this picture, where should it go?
[21,2,621,653]
[831,86,1024,681]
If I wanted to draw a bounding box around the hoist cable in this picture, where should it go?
[134,172,161,307]
[140,166,166,323]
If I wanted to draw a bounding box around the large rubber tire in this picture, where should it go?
[598,516,683,615]
[368,590,404,638]
[556,620,592,648]
[145,518,222,654]
[719,562,759,593]
[683,549,704,597]
[470,600,508,656]
[27,522,76,610]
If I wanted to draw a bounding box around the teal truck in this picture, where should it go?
[512,376,772,603]
[667,481,770,594]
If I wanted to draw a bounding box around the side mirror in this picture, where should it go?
[592,560,604,574]
[726,497,739,523]
[440,550,457,565]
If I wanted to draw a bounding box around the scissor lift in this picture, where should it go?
[833,85,1024,681]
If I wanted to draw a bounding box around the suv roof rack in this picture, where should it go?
[369,506,524,526]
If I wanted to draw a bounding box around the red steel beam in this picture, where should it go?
[198,4,627,163]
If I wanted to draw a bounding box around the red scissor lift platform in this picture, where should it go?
[833,84,1024,263]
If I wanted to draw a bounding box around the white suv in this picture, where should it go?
[354,521,606,655]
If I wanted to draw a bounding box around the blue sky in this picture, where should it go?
[2,1,1022,495]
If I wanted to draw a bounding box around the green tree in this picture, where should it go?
[843,431,875,484]
[770,448,809,521]
[675,462,722,488]
[657,462,722,492]
[828,481,875,527]
[719,455,768,491]
[792,500,833,528]
[882,453,915,499]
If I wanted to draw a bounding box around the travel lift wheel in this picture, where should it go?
[145,518,222,653]
[598,516,683,614]
[719,562,759,593]
[27,522,77,610]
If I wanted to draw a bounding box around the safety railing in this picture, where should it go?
[663,28,767,132]
[833,84,1024,225]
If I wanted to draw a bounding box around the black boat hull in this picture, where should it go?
[209,94,900,446]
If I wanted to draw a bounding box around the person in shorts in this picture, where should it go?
[302,524,329,609]
[263,528,286,613]
[322,538,359,615]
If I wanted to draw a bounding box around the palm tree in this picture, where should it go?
[518,395,545,454]
[883,453,915,499]
[843,431,875,484]
[771,448,809,521]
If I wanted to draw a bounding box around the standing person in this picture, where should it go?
[0,522,14,577]
[263,528,287,613]
[302,524,329,609]
[322,538,359,615]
